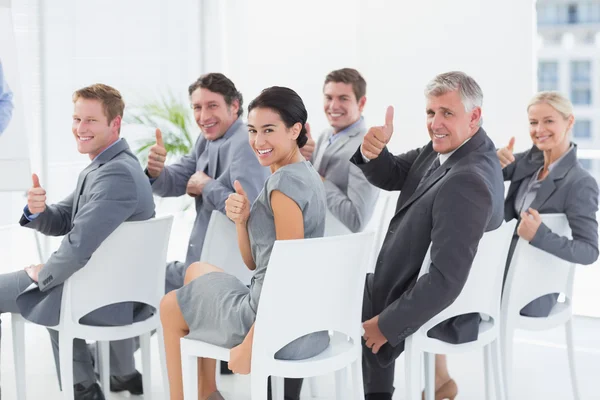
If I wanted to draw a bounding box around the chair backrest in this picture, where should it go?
[416,220,517,334]
[363,191,399,271]
[502,213,573,312]
[324,211,352,236]
[252,232,374,359]
[200,210,253,285]
[61,215,174,325]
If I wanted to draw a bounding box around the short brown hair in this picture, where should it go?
[323,68,367,101]
[188,73,244,117]
[72,84,125,126]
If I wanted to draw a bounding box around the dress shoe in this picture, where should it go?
[74,383,106,400]
[421,378,458,400]
[110,370,143,395]
[220,360,233,375]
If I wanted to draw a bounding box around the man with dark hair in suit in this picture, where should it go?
[0,83,155,400]
[355,71,505,400]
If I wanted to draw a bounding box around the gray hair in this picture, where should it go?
[425,71,483,114]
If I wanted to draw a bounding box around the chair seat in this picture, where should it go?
[181,332,359,379]
[515,302,572,331]
[48,314,161,342]
[413,319,497,354]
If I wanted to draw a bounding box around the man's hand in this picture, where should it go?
[27,174,47,214]
[300,122,315,161]
[147,128,167,178]
[517,208,542,242]
[24,264,44,282]
[497,137,515,168]
[361,106,394,160]
[225,181,251,225]
[363,315,388,354]
[228,341,252,375]
[186,171,212,197]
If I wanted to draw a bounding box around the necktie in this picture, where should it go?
[418,156,441,188]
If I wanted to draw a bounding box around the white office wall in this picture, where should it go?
[40,0,202,202]
[212,0,536,153]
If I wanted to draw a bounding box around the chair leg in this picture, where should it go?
[11,314,26,400]
[404,339,421,400]
[97,341,110,395]
[490,339,505,400]
[181,340,198,400]
[335,366,348,400]
[501,321,514,400]
[424,352,435,400]
[215,358,221,389]
[140,332,153,400]
[250,372,269,400]
[156,327,170,396]
[59,333,75,400]
[272,376,285,400]
[565,319,581,400]
[483,344,493,400]
[351,357,365,400]
[308,376,320,398]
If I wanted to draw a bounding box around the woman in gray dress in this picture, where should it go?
[160,86,329,400]
[497,90,598,317]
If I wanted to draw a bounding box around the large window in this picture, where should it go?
[538,3,568,25]
[571,61,592,105]
[538,61,559,91]
[579,2,600,23]
[573,120,592,139]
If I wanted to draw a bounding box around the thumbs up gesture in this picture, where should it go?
[361,106,394,160]
[147,128,167,178]
[27,173,47,214]
[299,122,315,161]
[225,180,251,224]
[497,136,516,168]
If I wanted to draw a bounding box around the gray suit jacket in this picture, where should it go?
[151,118,269,267]
[504,144,599,265]
[312,119,379,232]
[17,139,156,327]
[352,128,504,367]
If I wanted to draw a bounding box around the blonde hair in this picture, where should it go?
[527,91,573,120]
[72,84,125,130]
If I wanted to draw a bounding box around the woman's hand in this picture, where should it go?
[517,208,542,242]
[228,341,252,375]
[225,180,251,225]
[497,137,516,168]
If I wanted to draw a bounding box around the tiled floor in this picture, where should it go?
[1,315,598,399]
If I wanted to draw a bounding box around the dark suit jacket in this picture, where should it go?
[504,143,599,265]
[352,128,504,367]
[17,139,156,327]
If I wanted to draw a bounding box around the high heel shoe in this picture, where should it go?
[421,378,458,400]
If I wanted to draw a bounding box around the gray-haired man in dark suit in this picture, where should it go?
[0,84,155,400]
[354,72,505,400]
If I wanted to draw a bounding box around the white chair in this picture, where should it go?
[11,216,174,400]
[180,231,375,400]
[324,211,352,236]
[500,214,579,400]
[404,220,517,400]
[363,191,399,273]
[200,210,252,285]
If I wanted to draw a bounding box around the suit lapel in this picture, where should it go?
[397,128,488,215]
[317,119,366,173]
[207,140,221,178]
[528,144,578,210]
[71,139,129,218]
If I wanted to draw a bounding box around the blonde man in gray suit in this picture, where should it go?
[301,68,379,233]
[0,84,155,400]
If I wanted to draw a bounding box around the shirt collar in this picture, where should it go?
[438,137,471,165]
[93,138,122,161]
